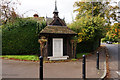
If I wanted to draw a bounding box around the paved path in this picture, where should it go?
[103,43,119,79]
[1,47,106,79]
[2,60,39,78]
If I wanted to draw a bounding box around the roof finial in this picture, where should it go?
[54,0,58,12]
[53,0,59,18]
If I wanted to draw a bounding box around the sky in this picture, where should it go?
[15,0,120,23]
[16,0,79,23]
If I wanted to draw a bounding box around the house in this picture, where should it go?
[39,1,77,60]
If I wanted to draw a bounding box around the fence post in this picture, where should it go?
[82,55,86,79]
[39,56,43,80]
[97,51,99,70]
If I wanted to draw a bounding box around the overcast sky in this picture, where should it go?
[16,0,120,23]
[16,0,79,23]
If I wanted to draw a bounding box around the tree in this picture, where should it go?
[103,23,120,42]
[68,14,107,52]
[73,1,119,24]
[0,0,20,24]
[68,14,106,42]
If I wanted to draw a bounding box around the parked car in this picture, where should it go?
[106,41,112,44]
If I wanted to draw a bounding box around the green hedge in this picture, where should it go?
[76,37,100,53]
[0,27,2,55]
[2,18,46,55]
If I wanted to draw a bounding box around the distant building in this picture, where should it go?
[33,14,39,17]
[26,14,45,22]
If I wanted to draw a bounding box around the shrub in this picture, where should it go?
[68,15,105,53]
[76,37,100,53]
[2,18,46,55]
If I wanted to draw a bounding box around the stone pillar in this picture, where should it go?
[38,36,47,58]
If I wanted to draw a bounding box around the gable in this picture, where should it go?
[49,17,66,26]
[52,19,63,26]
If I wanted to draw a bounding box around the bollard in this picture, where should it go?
[39,56,43,80]
[75,51,77,59]
[82,55,86,79]
[97,51,99,70]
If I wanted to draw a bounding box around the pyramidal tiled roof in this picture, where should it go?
[40,26,77,34]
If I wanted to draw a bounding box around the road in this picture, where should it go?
[1,48,106,79]
[102,43,119,79]
[1,58,103,79]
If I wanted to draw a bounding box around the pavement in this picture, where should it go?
[103,43,119,79]
[1,46,107,79]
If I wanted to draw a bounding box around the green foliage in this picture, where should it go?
[68,8,106,53]
[102,23,120,42]
[71,58,77,61]
[74,2,119,24]
[0,26,1,55]
[2,18,46,55]
[73,1,119,43]
[76,37,100,53]
[68,15,106,43]
[76,53,89,58]
[68,1,112,53]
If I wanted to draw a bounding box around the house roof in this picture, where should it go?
[46,17,53,25]
[49,17,66,26]
[39,1,77,36]
[46,17,66,26]
[27,17,45,23]
[47,0,66,26]
[40,26,77,35]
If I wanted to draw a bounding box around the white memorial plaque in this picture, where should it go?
[53,38,63,57]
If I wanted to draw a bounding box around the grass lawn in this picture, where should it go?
[0,55,39,61]
[76,53,89,58]
[0,53,90,61]
[112,42,120,44]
